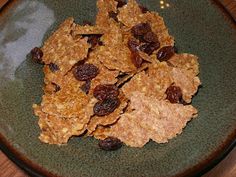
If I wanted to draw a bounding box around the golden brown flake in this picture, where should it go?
[42,18,90,74]
[105,92,197,147]
[169,53,199,75]
[34,105,86,144]
[171,67,201,103]
[122,62,173,100]
[96,44,136,72]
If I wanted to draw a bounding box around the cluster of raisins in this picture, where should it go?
[93,84,120,116]
[128,22,176,66]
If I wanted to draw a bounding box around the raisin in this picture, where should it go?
[157,46,175,61]
[73,63,99,81]
[93,98,120,116]
[139,5,149,13]
[31,47,43,64]
[94,84,119,101]
[48,63,59,72]
[131,52,143,68]
[109,11,118,22]
[98,137,122,151]
[52,83,61,92]
[139,42,160,55]
[82,34,103,48]
[80,80,91,94]
[131,23,152,38]
[142,31,159,43]
[115,0,127,8]
[165,85,182,103]
[128,39,139,52]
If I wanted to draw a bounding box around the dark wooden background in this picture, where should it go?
[0,0,235,176]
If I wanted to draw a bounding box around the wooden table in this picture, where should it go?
[0,0,236,177]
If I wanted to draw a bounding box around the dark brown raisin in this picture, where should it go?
[93,98,120,116]
[109,11,118,22]
[73,63,99,81]
[142,31,159,43]
[31,47,43,64]
[98,137,122,151]
[127,39,139,52]
[80,80,91,94]
[157,46,175,61]
[93,84,119,101]
[139,5,149,13]
[48,63,59,72]
[131,52,143,68]
[52,83,61,92]
[131,23,152,38]
[115,0,127,8]
[82,34,103,48]
[139,42,160,55]
[165,85,182,103]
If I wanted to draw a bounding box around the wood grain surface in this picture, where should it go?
[0,0,235,177]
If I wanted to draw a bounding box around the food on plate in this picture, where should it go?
[32,0,201,149]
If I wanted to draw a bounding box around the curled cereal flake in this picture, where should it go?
[106,92,197,147]
[73,25,103,35]
[97,45,136,72]
[90,126,110,140]
[100,20,123,46]
[87,94,127,133]
[40,87,95,119]
[117,0,143,27]
[33,105,86,144]
[122,62,173,100]
[169,53,200,75]
[171,68,201,103]
[96,0,118,28]
[42,18,90,74]
[106,114,151,147]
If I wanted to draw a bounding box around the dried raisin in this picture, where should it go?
[142,31,159,43]
[73,63,99,81]
[48,63,59,72]
[131,52,143,68]
[128,39,139,52]
[93,84,119,101]
[131,23,151,39]
[93,98,120,116]
[80,80,91,94]
[165,85,182,103]
[98,137,122,151]
[31,47,43,64]
[139,42,160,55]
[157,46,175,61]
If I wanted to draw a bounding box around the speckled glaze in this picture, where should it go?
[0,0,236,177]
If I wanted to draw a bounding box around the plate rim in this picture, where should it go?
[0,0,236,177]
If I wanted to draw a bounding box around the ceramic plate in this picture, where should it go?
[0,0,236,177]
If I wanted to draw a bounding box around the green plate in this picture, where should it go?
[0,0,236,177]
